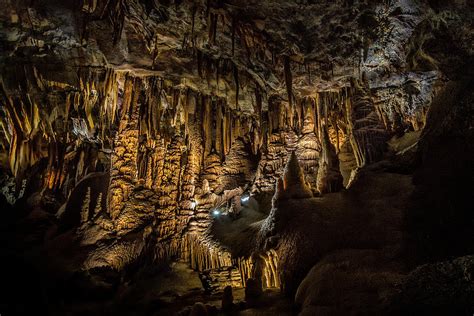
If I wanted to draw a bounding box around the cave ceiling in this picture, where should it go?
[3,0,469,174]
[1,0,456,111]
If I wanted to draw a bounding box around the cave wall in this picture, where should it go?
[1,0,471,303]
[0,62,402,288]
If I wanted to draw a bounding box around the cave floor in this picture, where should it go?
[48,261,294,315]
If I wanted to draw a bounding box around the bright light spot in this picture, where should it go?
[212,209,220,216]
[241,195,250,202]
[191,202,196,209]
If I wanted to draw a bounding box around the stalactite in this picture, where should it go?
[233,64,239,109]
[231,17,236,56]
[315,94,322,140]
[202,95,212,160]
[222,107,231,155]
[255,87,262,117]
[284,56,293,108]
[109,0,125,44]
[190,4,196,43]
[2,94,30,178]
[208,13,218,44]
[294,99,303,134]
[121,75,134,122]
[216,100,223,158]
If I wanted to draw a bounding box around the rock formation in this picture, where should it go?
[221,285,234,311]
[0,0,473,315]
[316,124,343,194]
[277,151,313,200]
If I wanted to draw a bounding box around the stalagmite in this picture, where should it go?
[277,151,313,200]
[221,286,234,311]
[80,187,91,224]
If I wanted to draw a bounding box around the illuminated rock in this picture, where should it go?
[277,151,313,200]
[316,125,344,194]
[0,0,472,314]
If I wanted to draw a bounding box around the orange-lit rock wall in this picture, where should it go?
[0,66,418,290]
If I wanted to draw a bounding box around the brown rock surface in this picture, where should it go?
[0,0,473,315]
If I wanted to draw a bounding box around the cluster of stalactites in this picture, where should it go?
[201,92,255,161]
[115,0,279,110]
[256,88,352,152]
[129,78,354,192]
[123,74,258,169]
[89,0,356,150]
[0,66,119,194]
[182,233,233,272]
[235,250,280,289]
[346,79,388,168]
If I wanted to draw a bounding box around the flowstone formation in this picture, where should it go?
[1,0,473,315]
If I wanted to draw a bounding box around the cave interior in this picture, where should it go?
[0,0,474,315]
